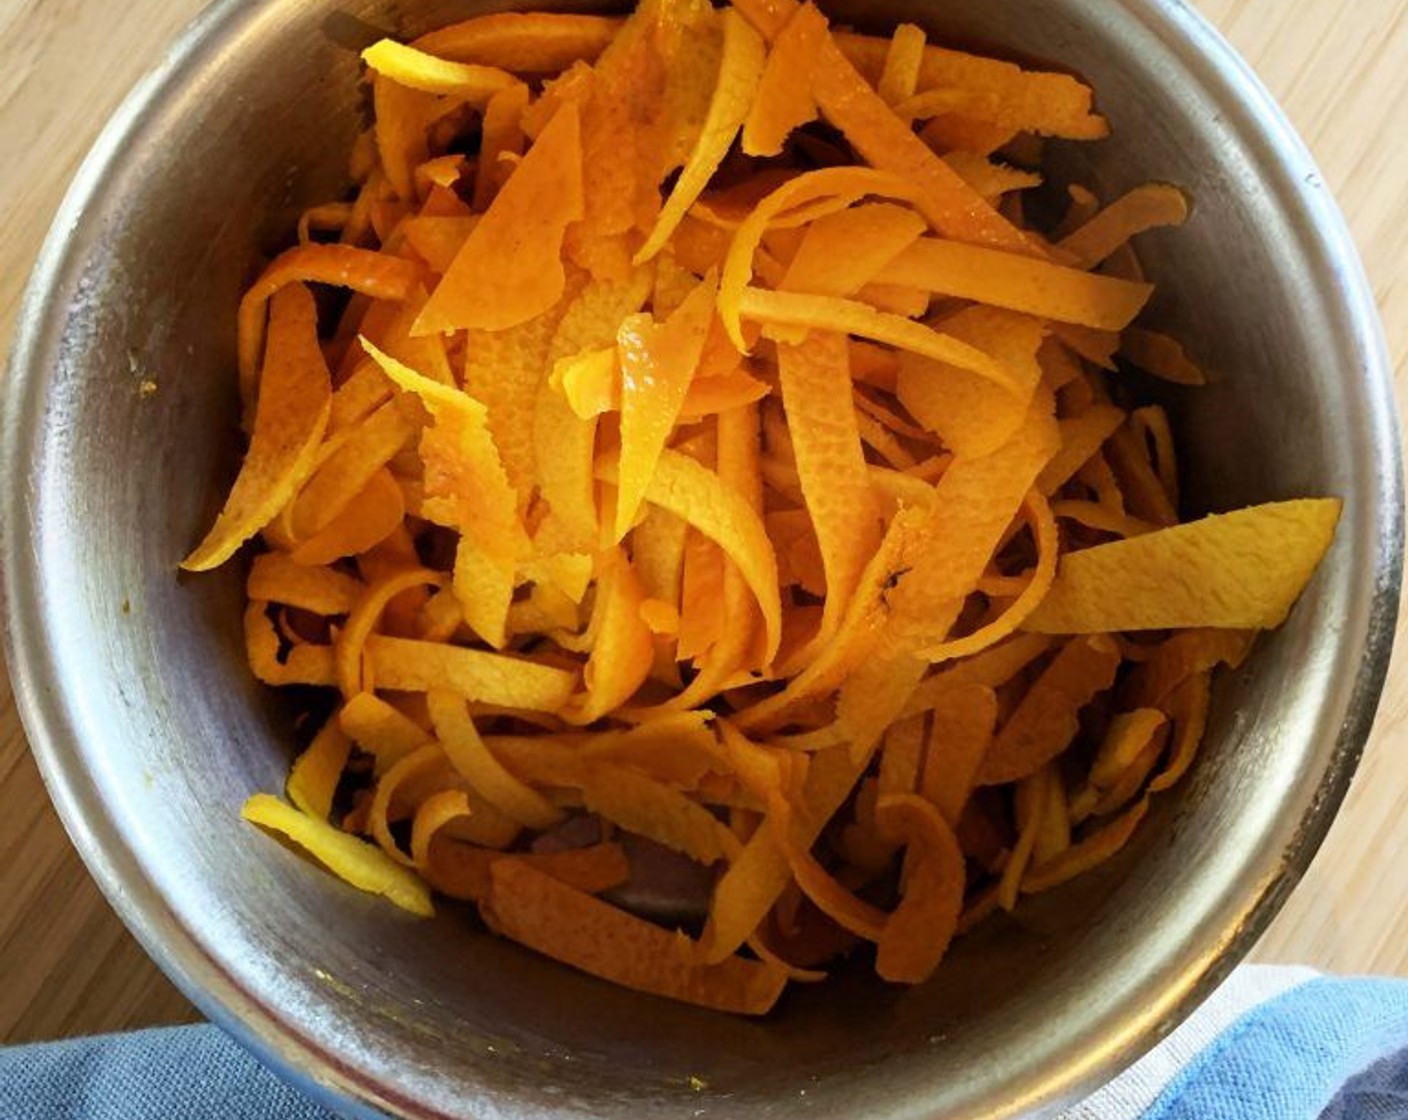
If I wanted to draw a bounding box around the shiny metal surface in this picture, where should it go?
[0,0,1399,1116]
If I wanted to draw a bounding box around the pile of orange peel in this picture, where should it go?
[186,0,1342,1015]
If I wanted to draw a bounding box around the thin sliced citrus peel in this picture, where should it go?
[192,1,1339,1016]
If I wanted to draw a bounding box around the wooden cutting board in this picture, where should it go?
[1,0,1405,1043]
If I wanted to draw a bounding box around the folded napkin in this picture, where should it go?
[3,965,1406,1119]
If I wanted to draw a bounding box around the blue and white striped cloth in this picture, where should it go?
[3,966,1407,1119]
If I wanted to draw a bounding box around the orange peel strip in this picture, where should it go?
[729,0,1033,249]
[1074,724,1168,823]
[360,285,457,384]
[564,548,655,724]
[365,634,577,711]
[738,287,1027,397]
[1105,423,1177,527]
[1057,184,1189,269]
[996,770,1046,910]
[536,269,654,548]
[884,387,1061,646]
[361,39,518,100]
[244,601,336,687]
[771,515,822,605]
[679,366,771,419]
[918,680,997,827]
[415,102,584,334]
[290,400,417,540]
[409,790,476,870]
[917,488,1058,662]
[362,338,527,572]
[427,689,564,829]
[464,306,572,515]
[741,1,826,156]
[288,468,405,566]
[1037,404,1126,495]
[1022,796,1150,893]
[237,246,420,413]
[635,10,766,263]
[481,859,787,1015]
[1054,323,1120,370]
[732,502,929,734]
[877,237,1153,330]
[372,76,433,200]
[718,165,930,349]
[976,635,1122,786]
[702,744,868,963]
[653,2,728,188]
[919,114,1016,157]
[873,793,965,983]
[830,392,1062,756]
[1122,629,1253,711]
[876,23,926,106]
[615,275,718,538]
[186,284,332,571]
[338,691,433,774]
[895,305,1046,458]
[451,544,515,650]
[1025,499,1342,633]
[857,281,930,317]
[676,531,727,663]
[850,339,901,391]
[803,32,1030,249]
[630,504,689,615]
[1132,405,1179,510]
[942,152,1041,202]
[1034,765,1072,865]
[599,449,782,664]
[246,552,362,615]
[1120,327,1207,386]
[831,30,1106,140]
[474,82,531,210]
[780,201,928,297]
[776,332,883,654]
[1052,500,1156,539]
[1038,335,1084,391]
[769,793,886,942]
[400,216,479,274]
[424,838,629,901]
[657,401,767,710]
[412,12,621,70]
[336,568,446,698]
[552,347,619,419]
[579,712,726,785]
[414,154,467,194]
[297,202,354,244]
[1148,670,1215,792]
[1089,709,1169,791]
[368,743,447,865]
[242,792,433,916]
[902,634,1053,718]
[878,714,926,799]
[329,361,394,433]
[580,763,740,865]
[287,721,353,821]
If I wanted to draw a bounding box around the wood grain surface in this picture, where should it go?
[1,0,1405,1044]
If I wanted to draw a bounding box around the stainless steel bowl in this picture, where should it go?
[2,0,1399,1117]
